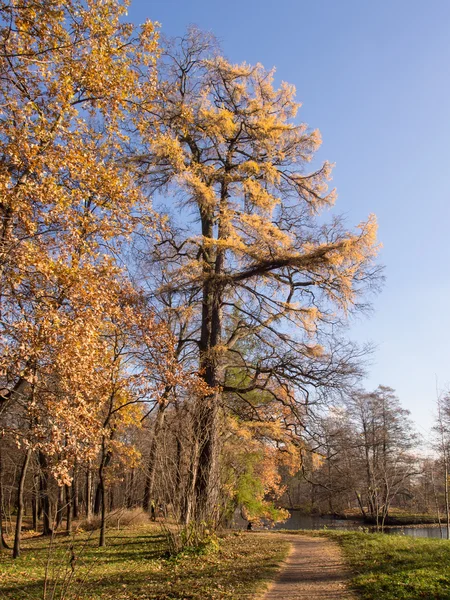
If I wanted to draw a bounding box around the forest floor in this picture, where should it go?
[0,523,289,599]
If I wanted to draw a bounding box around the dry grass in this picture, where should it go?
[77,508,150,532]
[0,524,289,599]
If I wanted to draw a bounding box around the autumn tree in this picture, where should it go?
[0,0,159,556]
[91,296,205,546]
[220,412,296,527]
[133,29,381,524]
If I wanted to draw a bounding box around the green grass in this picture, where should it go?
[0,525,289,599]
[329,531,450,600]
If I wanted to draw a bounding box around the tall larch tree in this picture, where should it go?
[133,30,381,524]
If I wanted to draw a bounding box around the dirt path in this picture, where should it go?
[262,534,357,600]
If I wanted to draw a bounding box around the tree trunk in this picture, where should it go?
[98,437,109,547]
[38,451,53,536]
[86,463,93,520]
[55,486,64,530]
[65,484,72,532]
[0,444,10,549]
[182,436,200,525]
[109,486,114,512]
[13,448,32,558]
[355,491,367,519]
[38,493,42,520]
[193,391,220,522]
[72,461,79,519]
[99,466,106,547]
[94,440,113,516]
[327,444,333,514]
[444,452,450,540]
[126,468,135,509]
[193,236,224,523]
[143,399,167,511]
[32,473,39,532]
[93,481,101,516]
[431,467,443,538]
[175,433,183,519]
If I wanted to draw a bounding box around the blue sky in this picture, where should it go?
[128,0,450,442]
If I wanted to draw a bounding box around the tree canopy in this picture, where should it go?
[0,5,386,556]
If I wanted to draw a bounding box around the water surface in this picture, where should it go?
[272,511,447,539]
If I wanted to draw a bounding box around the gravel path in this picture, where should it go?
[262,534,357,600]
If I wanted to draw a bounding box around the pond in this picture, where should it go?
[271,511,449,539]
[384,526,449,539]
[273,513,362,532]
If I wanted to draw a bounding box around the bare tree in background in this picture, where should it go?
[434,391,450,539]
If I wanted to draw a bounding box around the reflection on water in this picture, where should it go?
[272,511,447,539]
[273,513,362,531]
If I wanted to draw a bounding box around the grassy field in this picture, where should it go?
[330,531,450,600]
[0,525,289,599]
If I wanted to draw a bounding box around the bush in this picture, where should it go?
[162,520,220,556]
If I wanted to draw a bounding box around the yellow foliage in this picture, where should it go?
[0,0,160,483]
